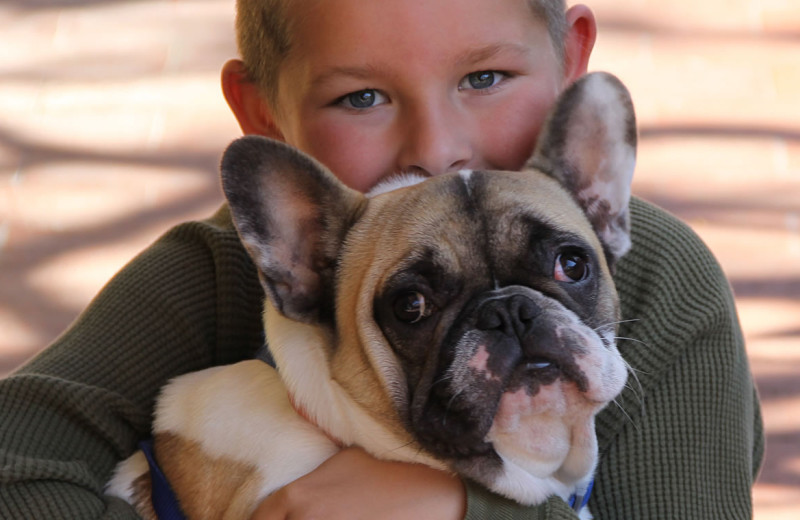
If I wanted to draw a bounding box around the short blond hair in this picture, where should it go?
[235,0,568,103]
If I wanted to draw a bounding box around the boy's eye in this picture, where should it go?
[460,71,506,91]
[338,89,387,109]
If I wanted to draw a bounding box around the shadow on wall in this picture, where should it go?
[753,371,800,488]
[641,124,800,144]
[0,123,225,375]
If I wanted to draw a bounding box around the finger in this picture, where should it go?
[248,490,288,520]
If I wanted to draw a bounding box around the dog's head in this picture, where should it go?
[221,72,634,503]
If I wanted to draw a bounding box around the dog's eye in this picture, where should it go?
[554,250,590,282]
[393,291,431,323]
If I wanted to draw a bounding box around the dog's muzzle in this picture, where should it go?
[409,286,599,462]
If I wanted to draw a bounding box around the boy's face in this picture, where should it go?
[271,0,570,192]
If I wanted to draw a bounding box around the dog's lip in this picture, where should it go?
[505,351,589,394]
[416,434,495,459]
[525,357,556,370]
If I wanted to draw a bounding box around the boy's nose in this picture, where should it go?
[397,103,473,177]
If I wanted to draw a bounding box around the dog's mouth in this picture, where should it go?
[414,378,538,458]
[410,346,588,461]
[415,429,495,459]
[407,291,603,465]
[527,357,557,370]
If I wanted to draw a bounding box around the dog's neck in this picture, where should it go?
[264,303,445,469]
[286,391,345,448]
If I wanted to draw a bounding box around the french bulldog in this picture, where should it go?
[107,71,635,520]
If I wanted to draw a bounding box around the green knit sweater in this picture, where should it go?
[0,197,764,519]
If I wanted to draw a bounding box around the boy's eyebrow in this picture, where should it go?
[453,42,532,67]
[311,64,386,89]
[310,43,532,88]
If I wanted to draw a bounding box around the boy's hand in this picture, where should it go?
[249,447,466,520]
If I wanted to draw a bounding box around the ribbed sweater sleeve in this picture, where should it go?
[0,205,265,518]
[592,198,764,518]
[0,199,763,519]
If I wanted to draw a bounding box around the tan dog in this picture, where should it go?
[107,71,635,520]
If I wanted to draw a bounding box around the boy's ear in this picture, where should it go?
[221,59,285,140]
[528,72,637,267]
[562,5,597,86]
[221,136,365,324]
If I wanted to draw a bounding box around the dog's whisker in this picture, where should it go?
[622,361,649,376]
[619,359,646,419]
[619,356,647,417]
[622,382,645,412]
[614,335,652,350]
[611,398,640,431]
[443,389,464,426]
[613,359,646,428]
[622,359,644,392]
[431,373,453,388]
[624,358,647,379]
[388,439,417,453]
[593,318,640,333]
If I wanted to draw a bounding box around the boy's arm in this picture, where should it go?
[586,198,764,518]
[594,198,763,518]
[250,447,468,520]
[464,482,579,519]
[0,206,265,519]
[246,449,576,520]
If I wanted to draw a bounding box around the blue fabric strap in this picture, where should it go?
[139,439,188,520]
[567,479,594,513]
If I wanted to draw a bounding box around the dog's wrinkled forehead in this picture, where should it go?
[345,169,603,285]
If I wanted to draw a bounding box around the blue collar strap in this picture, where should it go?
[567,479,594,513]
[139,439,188,520]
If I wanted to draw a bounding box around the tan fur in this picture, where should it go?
[155,432,261,520]
[130,472,158,520]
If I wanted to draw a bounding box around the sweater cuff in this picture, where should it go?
[463,478,579,519]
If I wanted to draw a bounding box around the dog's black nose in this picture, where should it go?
[476,294,540,340]
[475,293,572,374]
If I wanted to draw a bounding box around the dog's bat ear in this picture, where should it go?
[220,136,365,324]
[528,72,637,267]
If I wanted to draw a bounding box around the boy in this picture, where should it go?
[0,0,763,519]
